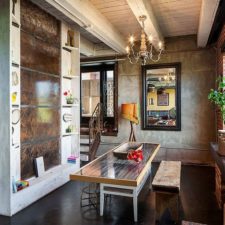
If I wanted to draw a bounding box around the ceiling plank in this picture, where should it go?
[80,37,95,57]
[126,0,164,49]
[197,0,220,47]
[43,0,127,53]
[80,36,116,57]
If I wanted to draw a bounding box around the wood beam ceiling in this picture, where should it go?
[126,0,164,49]
[42,0,127,54]
[80,36,116,57]
[197,0,220,47]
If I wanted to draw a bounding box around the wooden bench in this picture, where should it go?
[152,161,181,223]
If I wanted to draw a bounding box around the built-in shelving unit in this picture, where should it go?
[61,22,80,165]
[0,0,81,216]
[11,0,21,184]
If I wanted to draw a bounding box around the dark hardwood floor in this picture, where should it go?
[0,164,222,225]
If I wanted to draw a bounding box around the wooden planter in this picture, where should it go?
[218,130,225,156]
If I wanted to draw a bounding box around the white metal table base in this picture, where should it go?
[100,164,152,222]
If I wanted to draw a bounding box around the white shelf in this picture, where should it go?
[12,163,79,195]
[62,132,79,136]
[12,104,20,107]
[11,145,20,149]
[62,104,79,107]
[62,45,78,52]
[63,75,79,79]
[12,61,20,67]
[12,14,20,27]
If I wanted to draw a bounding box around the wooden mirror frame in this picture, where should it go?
[141,62,181,131]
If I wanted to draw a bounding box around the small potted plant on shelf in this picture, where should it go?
[65,125,74,133]
[208,76,225,155]
[64,90,74,104]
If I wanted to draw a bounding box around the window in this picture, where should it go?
[81,63,118,135]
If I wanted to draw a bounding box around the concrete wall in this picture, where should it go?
[0,0,11,215]
[103,35,216,163]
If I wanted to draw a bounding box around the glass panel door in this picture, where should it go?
[81,71,100,117]
[106,70,114,117]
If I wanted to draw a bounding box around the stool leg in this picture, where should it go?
[149,164,152,190]
[100,184,104,216]
[133,189,138,222]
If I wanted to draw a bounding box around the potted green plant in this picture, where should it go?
[208,77,225,155]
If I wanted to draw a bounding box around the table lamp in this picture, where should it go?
[121,103,139,142]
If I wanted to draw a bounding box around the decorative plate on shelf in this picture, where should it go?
[12,109,20,125]
[12,71,19,86]
[63,113,72,122]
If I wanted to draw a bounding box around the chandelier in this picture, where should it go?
[160,72,175,83]
[126,15,164,65]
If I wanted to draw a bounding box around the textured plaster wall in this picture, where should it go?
[103,35,217,163]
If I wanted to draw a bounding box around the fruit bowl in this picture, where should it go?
[113,143,143,160]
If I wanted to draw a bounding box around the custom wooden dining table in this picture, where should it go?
[70,142,160,222]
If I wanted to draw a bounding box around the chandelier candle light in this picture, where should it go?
[126,15,163,65]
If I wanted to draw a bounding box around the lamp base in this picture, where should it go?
[129,121,136,142]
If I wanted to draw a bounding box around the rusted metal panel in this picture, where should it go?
[21,107,60,142]
[21,0,60,44]
[21,30,60,75]
[20,0,61,179]
[20,69,60,106]
[20,0,60,75]
[21,139,60,179]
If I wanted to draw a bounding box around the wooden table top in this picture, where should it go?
[70,142,160,187]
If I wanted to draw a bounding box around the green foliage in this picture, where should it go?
[208,77,225,123]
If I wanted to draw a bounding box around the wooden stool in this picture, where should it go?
[152,161,181,223]
[182,221,207,225]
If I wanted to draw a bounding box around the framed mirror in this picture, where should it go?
[142,62,181,130]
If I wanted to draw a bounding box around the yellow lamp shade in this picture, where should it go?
[121,103,139,124]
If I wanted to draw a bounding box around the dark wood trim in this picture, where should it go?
[114,62,119,133]
[207,0,225,45]
[141,62,181,131]
[80,63,118,136]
